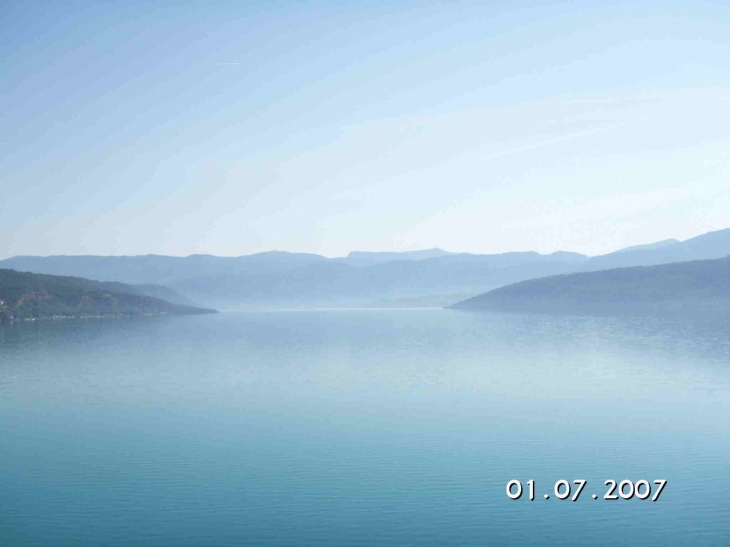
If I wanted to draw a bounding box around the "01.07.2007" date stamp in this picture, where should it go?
[506,479,667,502]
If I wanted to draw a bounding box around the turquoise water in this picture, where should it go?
[1,310,729,546]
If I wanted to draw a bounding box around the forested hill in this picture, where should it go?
[0,269,217,322]
[450,256,730,315]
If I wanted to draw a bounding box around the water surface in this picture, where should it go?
[1,310,729,545]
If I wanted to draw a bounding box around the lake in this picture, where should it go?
[1,310,729,545]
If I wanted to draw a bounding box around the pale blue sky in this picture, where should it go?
[2,1,729,258]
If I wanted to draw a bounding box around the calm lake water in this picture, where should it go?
[1,310,729,546]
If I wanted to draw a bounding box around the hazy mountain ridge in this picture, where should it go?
[2,228,728,309]
[0,249,589,308]
[0,252,330,285]
[579,228,730,271]
[613,239,679,254]
[170,251,590,308]
[0,269,216,322]
[451,255,730,315]
[334,249,452,267]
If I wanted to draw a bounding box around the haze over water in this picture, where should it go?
[1,310,729,545]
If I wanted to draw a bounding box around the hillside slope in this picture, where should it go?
[0,269,217,322]
[451,256,730,315]
[107,282,201,307]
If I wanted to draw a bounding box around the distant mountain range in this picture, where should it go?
[578,228,730,272]
[450,255,730,315]
[1,228,728,309]
[611,239,679,254]
[333,249,452,267]
[0,250,588,309]
[0,269,216,322]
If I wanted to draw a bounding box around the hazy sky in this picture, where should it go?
[2,1,729,258]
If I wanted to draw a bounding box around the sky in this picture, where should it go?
[1,0,729,259]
